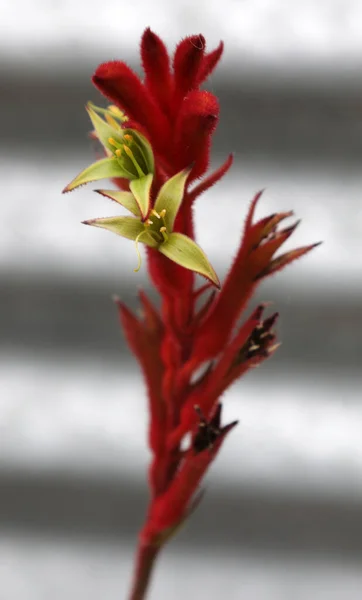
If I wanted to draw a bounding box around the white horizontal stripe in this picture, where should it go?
[1,352,361,500]
[0,157,359,290]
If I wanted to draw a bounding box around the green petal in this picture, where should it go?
[129,173,153,219]
[154,166,191,232]
[95,189,141,217]
[83,216,158,247]
[86,103,122,152]
[63,158,131,193]
[159,232,220,288]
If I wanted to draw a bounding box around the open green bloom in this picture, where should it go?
[63,103,155,218]
[84,167,220,288]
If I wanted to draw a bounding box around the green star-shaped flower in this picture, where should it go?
[85,166,220,287]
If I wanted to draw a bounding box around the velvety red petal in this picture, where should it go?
[92,61,171,152]
[141,28,173,115]
[172,34,206,110]
[173,90,219,180]
[116,298,166,455]
[256,242,322,279]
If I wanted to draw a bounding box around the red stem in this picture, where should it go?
[128,540,160,600]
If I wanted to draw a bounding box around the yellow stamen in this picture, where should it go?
[123,145,145,177]
[108,137,118,147]
[160,226,168,242]
[115,148,122,158]
[123,134,133,143]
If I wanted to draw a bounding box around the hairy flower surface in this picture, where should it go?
[63,28,319,600]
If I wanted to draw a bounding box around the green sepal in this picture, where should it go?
[86,103,122,152]
[95,189,141,217]
[63,158,131,193]
[129,174,153,220]
[154,166,191,231]
[83,216,158,247]
[159,232,220,288]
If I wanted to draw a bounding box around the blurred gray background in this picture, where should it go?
[1,1,362,598]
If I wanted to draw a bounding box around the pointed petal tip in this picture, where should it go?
[62,183,75,194]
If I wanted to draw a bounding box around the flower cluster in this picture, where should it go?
[64,28,319,597]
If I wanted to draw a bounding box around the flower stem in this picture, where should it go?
[128,540,160,600]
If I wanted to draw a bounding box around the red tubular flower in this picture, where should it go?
[64,28,320,600]
[141,28,173,117]
[142,404,238,544]
[188,191,320,367]
[115,292,166,458]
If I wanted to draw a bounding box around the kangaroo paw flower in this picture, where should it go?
[62,29,320,600]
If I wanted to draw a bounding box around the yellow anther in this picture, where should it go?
[122,145,145,178]
[108,137,118,147]
[159,226,168,242]
[105,114,120,130]
[123,145,133,158]
[151,209,161,219]
[109,105,128,121]
[123,134,133,143]
[248,344,260,352]
[159,209,166,218]
[115,148,122,158]
[146,219,153,226]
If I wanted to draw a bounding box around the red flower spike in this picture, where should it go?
[64,30,320,599]
[92,61,171,153]
[141,28,173,116]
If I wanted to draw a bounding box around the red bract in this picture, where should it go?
[75,28,319,600]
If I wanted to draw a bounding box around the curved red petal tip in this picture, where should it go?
[244,189,265,232]
[141,27,172,111]
[173,35,206,99]
[198,40,224,84]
